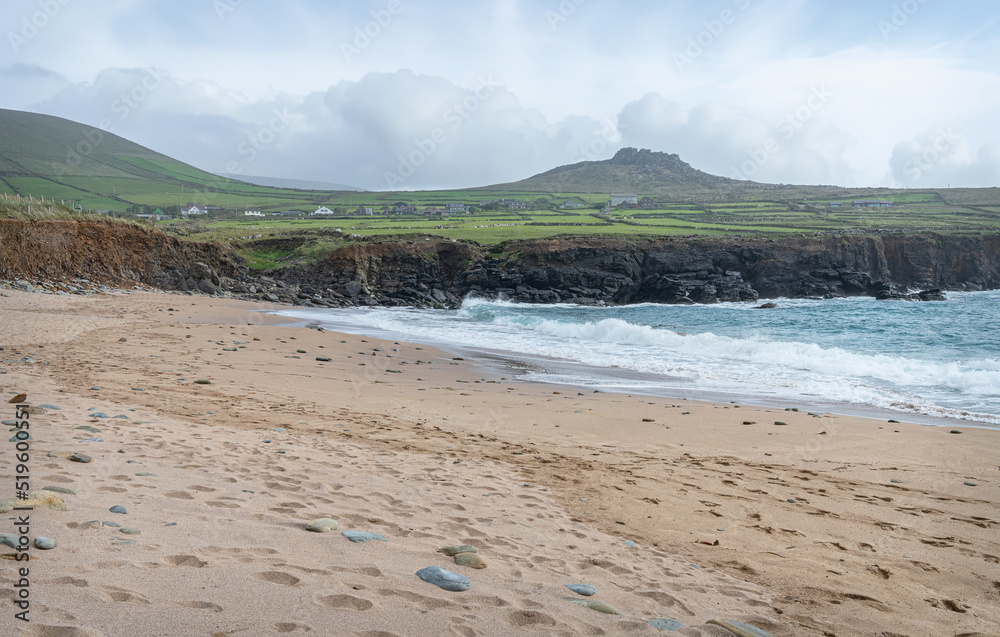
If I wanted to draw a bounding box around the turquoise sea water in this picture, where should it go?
[277,290,1000,427]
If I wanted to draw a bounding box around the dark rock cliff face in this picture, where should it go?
[275,233,1000,308]
[2,220,997,307]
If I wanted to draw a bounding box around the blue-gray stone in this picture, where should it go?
[76,426,101,433]
[90,413,109,419]
[135,473,157,477]
[1,420,17,425]
[109,505,127,514]
[113,415,129,420]
[79,437,103,443]
[622,540,637,547]
[39,404,60,410]
[90,387,101,391]
[564,583,597,596]
[8,434,31,442]
[342,531,387,543]
[649,618,684,631]
[34,537,55,550]
[102,521,121,528]
[416,566,471,592]
[0,533,23,549]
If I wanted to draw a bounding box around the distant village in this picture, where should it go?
[134,193,657,220]
[118,193,893,221]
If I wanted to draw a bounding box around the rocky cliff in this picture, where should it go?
[2,220,998,307]
[274,233,1000,307]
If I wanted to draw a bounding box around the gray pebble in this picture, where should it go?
[39,404,60,410]
[564,583,597,596]
[34,537,55,550]
[90,413,109,419]
[416,566,470,592]
[342,531,387,543]
[109,505,127,514]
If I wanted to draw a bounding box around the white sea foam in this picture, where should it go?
[276,291,1000,426]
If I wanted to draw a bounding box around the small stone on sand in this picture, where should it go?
[564,584,597,596]
[69,453,92,463]
[34,537,55,550]
[416,566,471,592]
[342,531,386,543]
[109,505,127,514]
[305,518,339,533]
[566,598,621,615]
[649,618,684,631]
[454,552,487,569]
[439,544,477,556]
[120,528,141,535]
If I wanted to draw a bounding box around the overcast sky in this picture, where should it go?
[2,0,998,190]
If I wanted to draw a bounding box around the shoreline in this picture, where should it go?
[1,289,998,636]
[269,302,1000,431]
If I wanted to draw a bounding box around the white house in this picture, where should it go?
[311,206,334,215]
[610,193,638,206]
[182,204,206,215]
[445,203,470,213]
[244,210,264,217]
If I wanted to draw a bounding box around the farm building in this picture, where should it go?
[853,200,893,208]
[610,193,639,206]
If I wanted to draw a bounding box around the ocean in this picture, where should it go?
[274,290,1000,428]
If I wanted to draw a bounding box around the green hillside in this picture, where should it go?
[0,108,354,212]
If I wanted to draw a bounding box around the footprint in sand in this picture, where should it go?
[274,623,313,633]
[178,601,223,612]
[164,491,195,499]
[164,555,207,568]
[316,594,374,610]
[255,571,301,586]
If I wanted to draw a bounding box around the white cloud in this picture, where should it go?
[0,1,997,189]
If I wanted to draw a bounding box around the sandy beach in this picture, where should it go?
[1,288,998,637]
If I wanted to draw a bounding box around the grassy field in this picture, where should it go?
[153,196,1000,271]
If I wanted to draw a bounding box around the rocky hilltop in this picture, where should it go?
[1,220,998,306]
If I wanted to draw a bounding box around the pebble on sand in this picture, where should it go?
[69,453,92,463]
[305,518,339,533]
[109,505,127,514]
[34,537,55,550]
[565,598,621,615]
[564,584,597,596]
[706,619,777,637]
[341,531,387,543]
[0,533,21,548]
[454,552,487,569]
[120,528,141,535]
[416,566,471,592]
[439,544,478,556]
